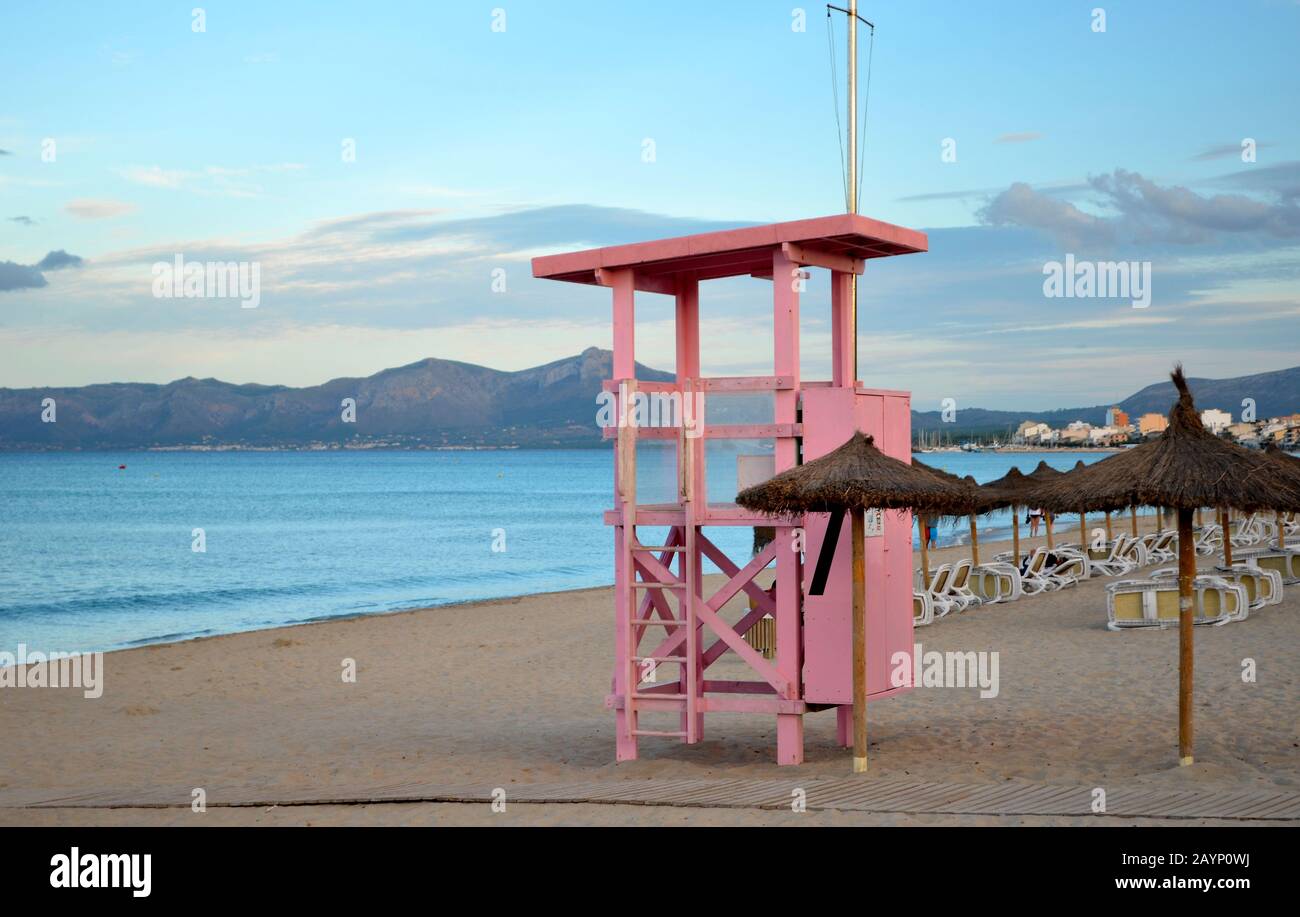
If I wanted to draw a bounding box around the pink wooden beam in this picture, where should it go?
[693,601,790,698]
[699,375,795,392]
[701,601,772,669]
[781,241,864,275]
[601,379,677,394]
[700,696,807,715]
[702,541,778,614]
[602,423,802,441]
[702,680,778,695]
[697,533,778,612]
[632,551,681,586]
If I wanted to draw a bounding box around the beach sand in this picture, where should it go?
[2,518,1296,826]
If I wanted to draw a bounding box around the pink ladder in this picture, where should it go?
[614,381,701,758]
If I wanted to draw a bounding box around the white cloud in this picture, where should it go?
[64,198,136,219]
[119,166,192,188]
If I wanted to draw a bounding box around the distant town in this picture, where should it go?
[1010,406,1300,450]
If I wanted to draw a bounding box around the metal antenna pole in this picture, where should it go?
[848,0,858,382]
[847,0,857,215]
[828,3,874,382]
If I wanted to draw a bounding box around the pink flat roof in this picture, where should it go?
[531,212,927,287]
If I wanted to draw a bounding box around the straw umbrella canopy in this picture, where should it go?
[1262,443,1300,549]
[1023,460,1065,549]
[737,432,973,774]
[912,459,985,570]
[1022,367,1300,766]
[980,466,1032,566]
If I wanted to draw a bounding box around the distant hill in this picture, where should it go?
[2,352,1295,450]
[0,347,673,450]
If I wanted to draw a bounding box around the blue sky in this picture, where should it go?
[2,0,1298,410]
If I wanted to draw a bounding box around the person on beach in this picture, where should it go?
[1028,507,1044,537]
[926,521,938,549]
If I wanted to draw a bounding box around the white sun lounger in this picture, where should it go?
[1235,547,1300,585]
[1106,576,1248,630]
[1139,530,1178,564]
[970,561,1023,604]
[944,558,983,611]
[1150,564,1282,612]
[917,563,959,617]
[913,591,935,627]
[1088,534,1139,577]
[1016,548,1076,594]
[1048,548,1089,584]
[1193,524,1222,556]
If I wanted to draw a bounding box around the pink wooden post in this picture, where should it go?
[675,277,704,742]
[830,269,855,387]
[609,267,637,761]
[610,269,635,379]
[771,248,803,764]
[772,250,799,473]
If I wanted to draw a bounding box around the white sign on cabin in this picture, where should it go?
[736,454,776,493]
[738,455,884,536]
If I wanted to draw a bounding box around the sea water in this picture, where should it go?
[0,448,1119,653]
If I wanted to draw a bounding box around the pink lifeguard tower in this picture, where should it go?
[532,213,928,764]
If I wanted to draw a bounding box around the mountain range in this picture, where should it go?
[1,349,1295,450]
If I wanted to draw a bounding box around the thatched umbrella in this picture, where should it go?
[1023,460,1065,549]
[913,460,985,566]
[1263,444,1300,549]
[980,466,1032,566]
[738,432,972,774]
[1023,367,1300,766]
[909,459,947,585]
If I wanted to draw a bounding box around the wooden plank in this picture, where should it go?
[699,375,795,392]
[781,241,865,275]
[9,778,1300,821]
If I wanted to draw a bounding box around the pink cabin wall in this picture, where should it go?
[800,386,914,704]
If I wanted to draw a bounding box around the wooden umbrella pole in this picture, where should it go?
[1157,507,1163,533]
[1105,511,1113,543]
[968,515,980,567]
[1011,505,1020,567]
[1045,513,1055,550]
[918,514,930,586]
[1078,509,1086,550]
[1197,508,1203,528]
[1177,507,1195,766]
[1278,511,1285,550]
[1130,505,1138,537]
[851,507,868,774]
[1221,510,1233,566]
